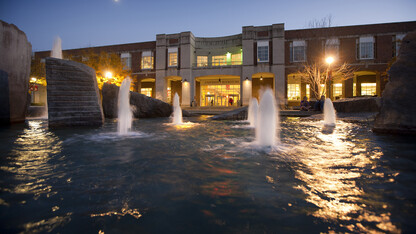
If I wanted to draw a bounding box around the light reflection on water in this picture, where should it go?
[0,117,415,233]
[288,121,399,233]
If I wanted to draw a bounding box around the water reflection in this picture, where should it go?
[293,122,400,233]
[90,203,143,219]
[2,120,62,198]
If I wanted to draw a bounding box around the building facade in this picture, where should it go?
[34,21,416,107]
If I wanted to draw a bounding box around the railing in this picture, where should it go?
[192,60,243,68]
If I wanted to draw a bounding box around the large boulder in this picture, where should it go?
[373,31,416,134]
[46,58,104,127]
[102,83,180,118]
[0,20,32,124]
[332,97,381,113]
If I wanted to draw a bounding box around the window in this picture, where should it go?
[141,51,153,69]
[287,84,300,101]
[306,84,310,99]
[325,38,339,59]
[359,37,374,59]
[231,53,242,65]
[168,47,178,67]
[257,41,269,62]
[395,34,406,57]
[290,40,306,62]
[197,56,208,67]
[361,83,376,96]
[141,88,152,97]
[333,83,342,98]
[212,55,226,66]
[121,52,131,70]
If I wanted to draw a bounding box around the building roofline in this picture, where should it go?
[286,20,416,33]
[36,40,156,54]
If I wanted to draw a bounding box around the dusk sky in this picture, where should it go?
[1,0,415,52]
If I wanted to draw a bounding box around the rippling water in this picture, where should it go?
[1,117,415,233]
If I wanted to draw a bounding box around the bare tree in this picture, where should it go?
[298,62,355,100]
[307,14,333,28]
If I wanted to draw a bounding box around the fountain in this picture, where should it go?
[247,98,258,127]
[323,98,336,127]
[51,36,62,59]
[118,77,132,135]
[255,88,279,146]
[172,93,183,125]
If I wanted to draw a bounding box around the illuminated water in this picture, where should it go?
[247,98,258,128]
[118,78,132,135]
[323,98,336,127]
[51,36,62,59]
[1,117,416,233]
[172,93,182,125]
[256,89,279,146]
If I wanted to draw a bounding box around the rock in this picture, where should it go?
[45,57,104,127]
[102,83,188,118]
[332,97,381,113]
[210,107,248,120]
[0,70,10,124]
[373,31,416,134]
[0,20,32,124]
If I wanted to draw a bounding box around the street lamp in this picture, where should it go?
[326,56,334,100]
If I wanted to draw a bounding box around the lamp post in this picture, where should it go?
[325,56,334,100]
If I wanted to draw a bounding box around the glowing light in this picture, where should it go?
[326,56,334,65]
[30,77,37,83]
[105,71,113,79]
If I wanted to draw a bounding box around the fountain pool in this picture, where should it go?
[1,117,416,233]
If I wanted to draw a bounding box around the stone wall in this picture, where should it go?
[46,58,104,127]
[332,97,381,113]
[374,31,416,134]
[0,20,32,123]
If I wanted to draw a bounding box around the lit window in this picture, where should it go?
[231,53,242,65]
[361,83,376,96]
[325,38,339,59]
[333,83,342,98]
[141,88,152,97]
[359,37,374,59]
[212,55,226,66]
[197,56,208,67]
[257,41,269,62]
[141,51,153,69]
[306,84,310,99]
[290,40,306,62]
[121,52,131,70]
[287,84,300,101]
[168,47,178,67]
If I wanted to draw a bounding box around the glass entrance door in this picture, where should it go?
[205,95,215,106]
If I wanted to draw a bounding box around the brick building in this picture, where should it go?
[34,21,416,107]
